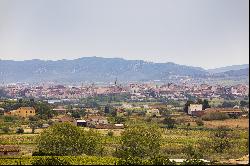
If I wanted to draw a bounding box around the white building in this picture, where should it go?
[188,104,203,115]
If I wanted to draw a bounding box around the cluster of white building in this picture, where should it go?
[1,82,248,101]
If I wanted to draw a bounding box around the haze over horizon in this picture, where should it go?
[0,56,249,70]
[0,0,249,69]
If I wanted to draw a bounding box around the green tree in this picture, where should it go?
[85,100,99,108]
[201,112,229,121]
[202,99,210,110]
[240,100,249,107]
[28,115,39,122]
[71,111,81,119]
[197,98,203,104]
[184,100,195,113]
[107,130,114,137]
[29,122,39,133]
[185,123,191,136]
[82,129,103,156]
[116,123,162,159]
[30,123,36,134]
[221,101,237,108]
[35,102,56,120]
[104,105,117,117]
[37,123,102,156]
[114,116,126,124]
[104,105,110,114]
[158,107,170,116]
[162,116,176,129]
[183,144,203,159]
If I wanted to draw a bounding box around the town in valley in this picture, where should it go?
[0,81,249,165]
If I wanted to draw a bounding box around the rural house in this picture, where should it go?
[4,107,36,118]
[188,104,204,116]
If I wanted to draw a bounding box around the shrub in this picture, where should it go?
[148,156,176,165]
[31,156,71,165]
[195,119,204,126]
[117,156,145,165]
[183,144,203,159]
[181,159,207,165]
[107,130,114,137]
[16,127,24,134]
[212,126,232,153]
[2,126,11,133]
[162,116,176,129]
[116,156,176,165]
[3,116,18,122]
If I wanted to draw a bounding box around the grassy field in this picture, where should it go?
[188,118,249,129]
[203,118,249,129]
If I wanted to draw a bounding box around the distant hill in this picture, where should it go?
[208,64,249,73]
[214,68,249,77]
[0,57,248,85]
[0,57,208,84]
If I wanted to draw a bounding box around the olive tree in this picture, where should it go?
[36,122,102,156]
[212,126,232,153]
[116,122,162,159]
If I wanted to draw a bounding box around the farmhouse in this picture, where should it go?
[4,107,36,118]
[86,116,108,127]
[188,104,203,115]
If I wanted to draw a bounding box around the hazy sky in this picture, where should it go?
[0,0,249,69]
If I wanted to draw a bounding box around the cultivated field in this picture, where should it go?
[203,118,249,129]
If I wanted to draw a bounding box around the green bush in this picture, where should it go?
[107,130,114,137]
[37,123,103,156]
[31,156,71,165]
[3,116,19,122]
[2,126,11,133]
[16,127,24,134]
[148,156,176,165]
[117,156,146,165]
[116,156,176,165]
[183,144,203,159]
[0,156,118,165]
[181,159,207,165]
[116,122,162,159]
[195,119,204,126]
[162,116,176,129]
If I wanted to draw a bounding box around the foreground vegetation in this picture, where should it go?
[0,121,248,165]
[0,98,248,165]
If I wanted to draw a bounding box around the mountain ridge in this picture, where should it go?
[0,57,248,84]
[208,64,249,73]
